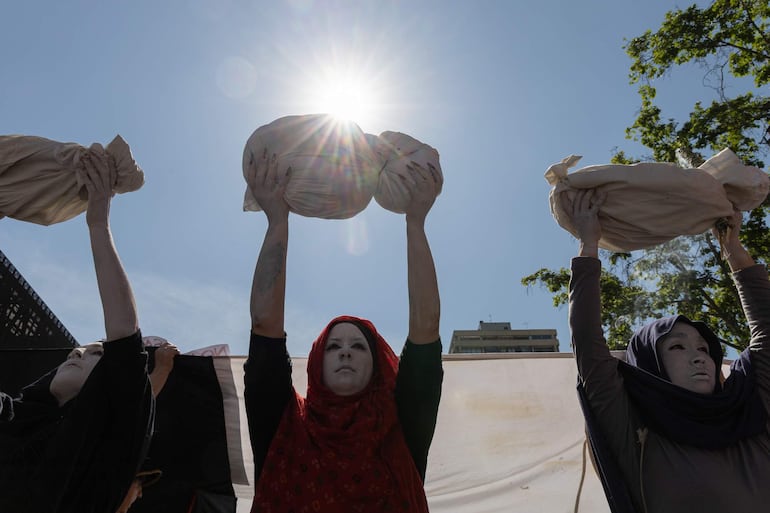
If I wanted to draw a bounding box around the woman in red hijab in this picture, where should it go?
[243,150,443,512]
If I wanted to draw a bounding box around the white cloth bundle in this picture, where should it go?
[242,114,381,219]
[545,149,769,252]
[0,134,144,225]
[698,148,769,210]
[370,131,443,213]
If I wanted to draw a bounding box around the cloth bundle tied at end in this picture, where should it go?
[242,114,444,219]
[242,114,381,220]
[0,134,144,226]
[545,149,769,252]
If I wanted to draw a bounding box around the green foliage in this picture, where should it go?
[524,0,770,351]
[620,235,749,348]
[522,264,655,350]
[624,0,770,166]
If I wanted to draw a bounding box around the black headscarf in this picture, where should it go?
[578,315,769,513]
[0,369,61,435]
[0,368,66,507]
[0,332,154,513]
[618,315,767,449]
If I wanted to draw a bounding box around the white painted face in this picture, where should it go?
[322,323,374,396]
[657,322,716,395]
[49,343,104,406]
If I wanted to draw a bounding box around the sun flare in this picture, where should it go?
[310,73,379,129]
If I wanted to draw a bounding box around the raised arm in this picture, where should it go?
[568,188,605,259]
[564,188,614,379]
[402,162,441,344]
[715,210,770,414]
[566,188,646,509]
[713,209,755,272]
[83,148,138,341]
[394,161,443,480]
[244,150,293,481]
[248,149,291,337]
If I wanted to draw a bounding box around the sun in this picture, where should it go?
[318,78,367,121]
[308,72,379,129]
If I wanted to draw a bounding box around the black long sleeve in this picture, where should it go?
[394,339,443,481]
[243,333,293,481]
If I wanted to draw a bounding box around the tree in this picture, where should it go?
[523,0,770,350]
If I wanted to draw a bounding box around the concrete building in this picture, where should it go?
[449,321,558,354]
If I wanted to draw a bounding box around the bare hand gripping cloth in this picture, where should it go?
[545,149,769,252]
[370,131,443,214]
[0,134,144,226]
[242,114,381,219]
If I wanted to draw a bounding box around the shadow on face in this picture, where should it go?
[49,343,104,406]
[322,323,374,396]
[657,322,716,394]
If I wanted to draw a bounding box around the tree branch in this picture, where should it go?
[741,0,770,52]
[716,40,770,60]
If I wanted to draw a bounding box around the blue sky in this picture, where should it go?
[1,1,723,356]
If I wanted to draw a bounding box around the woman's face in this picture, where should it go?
[657,322,716,394]
[322,323,374,396]
[49,343,104,406]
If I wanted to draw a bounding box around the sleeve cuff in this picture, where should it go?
[248,331,289,360]
[250,331,287,344]
[572,256,601,268]
[102,330,144,358]
[402,338,442,360]
[732,263,768,280]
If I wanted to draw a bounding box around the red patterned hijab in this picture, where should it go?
[251,315,429,513]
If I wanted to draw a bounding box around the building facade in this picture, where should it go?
[449,321,558,354]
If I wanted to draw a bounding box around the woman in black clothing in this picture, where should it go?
[568,188,770,513]
[243,149,443,513]
[0,148,154,513]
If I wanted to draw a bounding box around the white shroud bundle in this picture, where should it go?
[242,114,442,219]
[0,134,144,226]
[371,131,443,214]
[545,149,769,252]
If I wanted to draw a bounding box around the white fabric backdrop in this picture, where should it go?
[224,352,730,513]
[223,352,734,512]
[226,353,615,513]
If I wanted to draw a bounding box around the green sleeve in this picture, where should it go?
[394,338,443,481]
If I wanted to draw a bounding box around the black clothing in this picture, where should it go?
[571,258,770,513]
[243,333,443,482]
[0,331,154,513]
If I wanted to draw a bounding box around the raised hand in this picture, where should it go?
[402,161,441,223]
[83,146,116,228]
[562,188,606,258]
[713,209,754,271]
[81,146,137,340]
[246,148,291,223]
[248,147,290,337]
[400,161,441,344]
[154,341,180,371]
